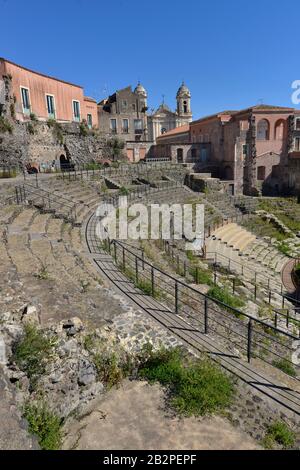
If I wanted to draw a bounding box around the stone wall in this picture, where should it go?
[0,119,115,169]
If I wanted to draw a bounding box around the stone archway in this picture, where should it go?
[60,154,72,171]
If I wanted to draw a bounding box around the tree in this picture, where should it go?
[103,137,126,161]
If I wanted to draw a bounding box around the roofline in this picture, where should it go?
[157,132,189,140]
[84,96,97,103]
[191,105,296,125]
[233,105,295,117]
[0,57,84,89]
[191,111,236,125]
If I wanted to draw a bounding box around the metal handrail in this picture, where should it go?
[111,238,299,338]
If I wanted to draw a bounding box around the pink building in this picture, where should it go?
[189,105,297,194]
[0,58,98,127]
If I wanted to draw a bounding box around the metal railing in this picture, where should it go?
[205,250,300,307]
[14,182,77,224]
[85,188,300,381]
[97,236,300,380]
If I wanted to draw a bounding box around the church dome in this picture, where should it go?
[134,82,147,97]
[176,82,191,98]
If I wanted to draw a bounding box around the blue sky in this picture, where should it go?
[1,0,299,119]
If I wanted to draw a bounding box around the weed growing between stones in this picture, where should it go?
[189,265,213,286]
[262,421,296,449]
[207,285,245,316]
[272,358,297,378]
[12,324,56,390]
[119,186,130,196]
[34,265,51,280]
[47,118,64,145]
[0,116,13,134]
[138,347,235,417]
[277,241,291,256]
[23,401,62,450]
[83,334,133,389]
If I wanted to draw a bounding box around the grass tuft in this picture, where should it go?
[12,324,55,389]
[24,401,62,450]
[139,347,234,416]
[262,421,296,449]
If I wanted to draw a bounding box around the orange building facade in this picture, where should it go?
[0,58,98,127]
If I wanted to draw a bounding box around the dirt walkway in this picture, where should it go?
[63,380,260,450]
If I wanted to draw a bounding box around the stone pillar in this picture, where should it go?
[244,114,257,195]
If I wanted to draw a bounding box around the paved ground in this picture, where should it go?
[62,380,260,450]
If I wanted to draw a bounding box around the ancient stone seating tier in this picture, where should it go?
[212,223,257,252]
[207,223,291,302]
[0,203,129,328]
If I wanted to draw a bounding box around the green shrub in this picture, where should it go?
[85,162,102,171]
[0,116,13,134]
[119,186,129,195]
[190,266,213,286]
[93,352,124,388]
[139,347,234,416]
[30,112,38,122]
[207,285,245,314]
[79,121,89,136]
[47,118,64,144]
[262,421,296,449]
[10,103,16,119]
[272,358,297,377]
[277,242,291,256]
[24,402,62,450]
[84,334,132,388]
[12,324,55,389]
[139,347,183,385]
[27,122,35,135]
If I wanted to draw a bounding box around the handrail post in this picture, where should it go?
[113,241,117,262]
[141,250,145,270]
[15,187,20,204]
[247,319,253,363]
[135,256,139,284]
[204,297,208,334]
[122,246,125,271]
[151,266,155,296]
[175,280,179,314]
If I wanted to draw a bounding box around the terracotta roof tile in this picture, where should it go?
[157,124,190,139]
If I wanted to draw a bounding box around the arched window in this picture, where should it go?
[257,166,266,180]
[183,100,188,113]
[257,119,270,140]
[161,127,167,134]
[274,119,285,140]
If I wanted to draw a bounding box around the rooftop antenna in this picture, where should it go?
[162,94,165,104]
[258,98,264,105]
[102,83,109,97]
